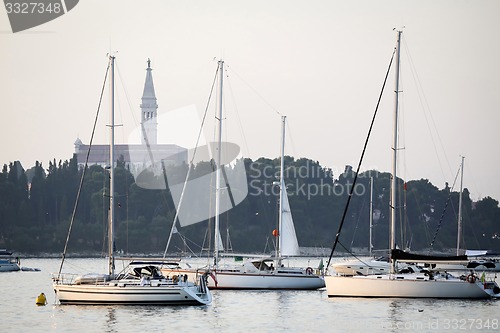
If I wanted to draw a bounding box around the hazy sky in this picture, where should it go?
[1,0,499,201]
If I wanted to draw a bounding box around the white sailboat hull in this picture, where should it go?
[325,274,496,299]
[208,271,325,290]
[53,280,211,305]
[164,268,324,290]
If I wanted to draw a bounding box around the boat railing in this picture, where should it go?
[51,273,79,285]
[51,273,109,285]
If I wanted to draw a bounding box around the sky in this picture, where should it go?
[1,0,499,201]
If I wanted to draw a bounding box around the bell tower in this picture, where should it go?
[140,58,158,145]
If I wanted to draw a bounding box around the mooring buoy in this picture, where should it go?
[36,292,47,306]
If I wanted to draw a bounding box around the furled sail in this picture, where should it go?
[280,184,300,256]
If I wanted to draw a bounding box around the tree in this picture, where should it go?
[471,197,500,251]
[28,161,46,227]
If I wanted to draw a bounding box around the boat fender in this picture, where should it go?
[306,267,313,275]
[208,271,218,287]
[36,292,47,306]
[466,274,476,283]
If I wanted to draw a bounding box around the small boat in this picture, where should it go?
[0,249,20,272]
[52,56,212,306]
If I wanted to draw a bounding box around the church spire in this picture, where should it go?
[140,58,158,145]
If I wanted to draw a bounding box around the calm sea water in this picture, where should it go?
[1,257,499,332]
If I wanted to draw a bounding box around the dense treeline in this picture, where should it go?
[0,155,499,255]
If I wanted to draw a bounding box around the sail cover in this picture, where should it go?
[391,249,468,263]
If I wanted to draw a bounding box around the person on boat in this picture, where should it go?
[269,263,274,271]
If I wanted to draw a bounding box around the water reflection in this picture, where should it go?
[386,298,459,332]
[105,307,117,333]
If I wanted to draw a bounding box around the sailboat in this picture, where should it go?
[201,115,325,289]
[52,56,212,305]
[162,61,324,290]
[324,30,500,299]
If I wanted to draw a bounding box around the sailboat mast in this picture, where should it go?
[108,55,115,277]
[214,60,224,268]
[369,176,373,258]
[390,30,402,274]
[457,156,465,255]
[277,115,287,262]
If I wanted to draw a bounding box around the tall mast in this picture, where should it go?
[457,156,465,255]
[390,30,402,274]
[108,55,116,276]
[277,115,287,262]
[369,176,374,258]
[213,60,224,268]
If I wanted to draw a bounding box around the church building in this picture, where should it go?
[74,59,187,170]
